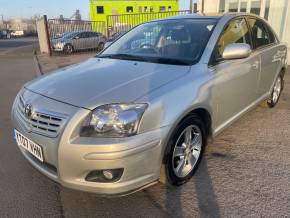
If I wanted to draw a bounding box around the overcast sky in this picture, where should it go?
[0,0,197,20]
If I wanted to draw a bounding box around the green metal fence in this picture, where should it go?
[106,10,192,36]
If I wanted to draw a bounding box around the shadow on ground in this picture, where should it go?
[57,156,221,218]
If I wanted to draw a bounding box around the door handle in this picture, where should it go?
[252,61,260,69]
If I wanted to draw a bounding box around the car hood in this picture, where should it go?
[25,58,191,110]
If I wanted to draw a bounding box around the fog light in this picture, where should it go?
[85,168,124,183]
[103,170,113,180]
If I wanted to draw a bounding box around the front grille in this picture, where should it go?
[16,95,66,138]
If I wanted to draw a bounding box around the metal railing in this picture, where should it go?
[45,10,194,55]
[106,10,192,36]
[48,19,106,39]
[47,19,106,55]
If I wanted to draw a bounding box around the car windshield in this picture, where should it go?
[99,19,216,65]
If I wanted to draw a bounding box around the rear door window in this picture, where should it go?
[248,18,275,49]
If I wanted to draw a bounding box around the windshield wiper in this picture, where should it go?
[152,58,191,65]
[98,54,149,62]
[98,54,192,65]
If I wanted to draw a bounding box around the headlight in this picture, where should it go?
[80,103,148,138]
[55,41,64,46]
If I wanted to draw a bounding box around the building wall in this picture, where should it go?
[267,0,288,39]
[199,0,290,63]
[283,1,290,64]
[198,0,290,49]
[90,0,179,24]
[198,0,219,13]
[6,18,37,33]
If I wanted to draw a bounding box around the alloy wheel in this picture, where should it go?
[172,125,202,178]
[272,76,282,104]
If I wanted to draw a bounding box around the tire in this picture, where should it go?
[165,114,207,186]
[266,73,284,108]
[63,44,74,54]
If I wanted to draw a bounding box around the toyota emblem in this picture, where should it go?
[24,104,32,118]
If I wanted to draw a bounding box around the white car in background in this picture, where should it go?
[11,30,25,37]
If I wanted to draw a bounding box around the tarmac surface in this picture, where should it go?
[0,37,37,50]
[0,39,290,217]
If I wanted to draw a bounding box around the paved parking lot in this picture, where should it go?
[0,37,37,51]
[0,41,290,217]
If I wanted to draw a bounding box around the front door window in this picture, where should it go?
[216,18,251,59]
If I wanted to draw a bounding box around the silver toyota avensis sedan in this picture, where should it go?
[12,13,287,195]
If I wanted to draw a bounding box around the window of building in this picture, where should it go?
[96,6,104,14]
[168,6,172,11]
[228,0,239,12]
[219,0,225,12]
[250,0,261,15]
[248,18,274,48]
[216,18,251,58]
[138,6,142,13]
[240,0,247,12]
[126,6,133,13]
[144,6,148,13]
[150,6,154,13]
[159,6,166,12]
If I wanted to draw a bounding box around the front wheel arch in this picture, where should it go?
[162,108,212,165]
[161,113,208,185]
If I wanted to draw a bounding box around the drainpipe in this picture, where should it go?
[190,0,193,13]
[282,0,290,44]
[201,0,205,13]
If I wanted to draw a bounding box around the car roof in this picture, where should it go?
[153,12,262,22]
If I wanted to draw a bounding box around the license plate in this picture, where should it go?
[14,129,44,162]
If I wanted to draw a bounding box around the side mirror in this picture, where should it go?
[222,43,251,60]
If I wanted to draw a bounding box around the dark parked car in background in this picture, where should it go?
[0,29,11,39]
[51,31,107,54]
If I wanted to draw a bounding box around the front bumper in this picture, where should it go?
[11,90,170,195]
[51,43,64,52]
[59,128,168,195]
